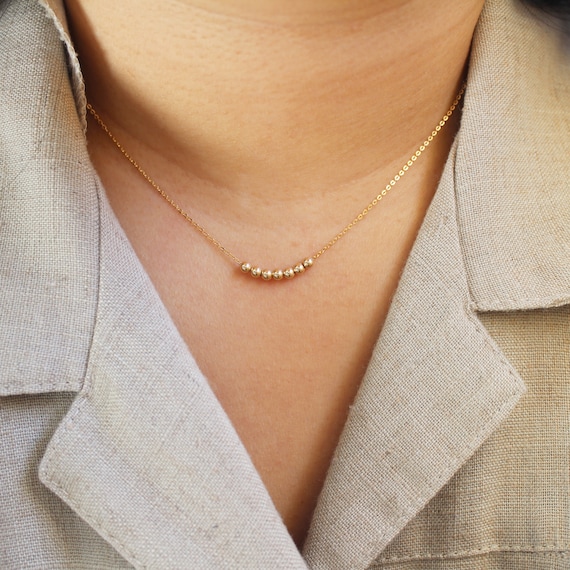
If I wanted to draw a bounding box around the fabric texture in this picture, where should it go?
[0,393,133,569]
[0,0,98,396]
[372,306,570,568]
[0,0,569,568]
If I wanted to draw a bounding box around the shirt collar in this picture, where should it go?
[454,0,570,311]
[39,0,87,130]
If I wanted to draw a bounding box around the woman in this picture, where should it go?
[1,0,569,567]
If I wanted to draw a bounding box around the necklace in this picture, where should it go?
[87,84,465,282]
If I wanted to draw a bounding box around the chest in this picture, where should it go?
[105,193,426,546]
[88,129,445,545]
[142,242,406,546]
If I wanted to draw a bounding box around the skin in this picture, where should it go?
[64,0,485,548]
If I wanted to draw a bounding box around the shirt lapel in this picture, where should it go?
[302,141,526,569]
[38,183,308,569]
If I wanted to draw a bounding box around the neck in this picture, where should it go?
[65,0,482,198]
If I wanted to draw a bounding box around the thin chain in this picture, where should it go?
[86,107,243,266]
[313,83,465,260]
[86,83,465,280]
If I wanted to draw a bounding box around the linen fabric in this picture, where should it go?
[0,0,569,568]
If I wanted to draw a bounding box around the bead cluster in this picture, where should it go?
[240,258,314,281]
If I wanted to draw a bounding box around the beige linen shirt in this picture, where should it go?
[1,0,569,568]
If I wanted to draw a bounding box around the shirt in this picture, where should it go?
[1,0,569,568]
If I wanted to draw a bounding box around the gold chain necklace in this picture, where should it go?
[87,84,465,282]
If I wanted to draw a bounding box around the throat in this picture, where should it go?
[66,0,481,197]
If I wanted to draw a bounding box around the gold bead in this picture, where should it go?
[284,268,295,279]
[261,269,273,280]
[272,269,284,280]
[240,262,252,273]
[303,258,314,268]
[250,267,262,278]
[294,264,305,274]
